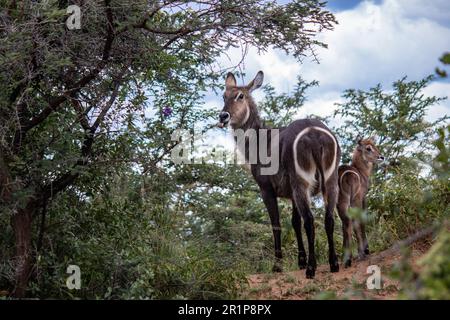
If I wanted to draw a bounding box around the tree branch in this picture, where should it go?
[0,152,13,202]
[41,81,120,201]
[18,0,116,136]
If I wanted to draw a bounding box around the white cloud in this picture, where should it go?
[394,0,450,26]
[423,81,450,122]
[204,0,450,153]
[299,0,450,92]
[220,0,449,121]
[297,90,342,119]
[214,46,301,93]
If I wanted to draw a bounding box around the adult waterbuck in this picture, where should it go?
[218,71,341,278]
[337,137,384,267]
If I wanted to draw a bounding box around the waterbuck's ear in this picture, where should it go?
[247,71,264,92]
[225,72,237,88]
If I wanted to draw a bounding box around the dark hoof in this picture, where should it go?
[330,263,339,273]
[298,256,307,270]
[344,259,352,268]
[305,266,315,279]
[272,264,283,273]
[364,248,370,255]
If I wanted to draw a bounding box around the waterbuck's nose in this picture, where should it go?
[219,111,230,124]
[378,155,385,161]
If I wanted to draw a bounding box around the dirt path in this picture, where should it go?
[245,245,429,300]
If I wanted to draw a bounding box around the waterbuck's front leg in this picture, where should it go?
[260,188,283,272]
[291,203,307,269]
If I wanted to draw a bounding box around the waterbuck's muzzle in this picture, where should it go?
[377,155,386,163]
[218,111,230,128]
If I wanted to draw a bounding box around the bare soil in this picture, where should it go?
[245,244,429,300]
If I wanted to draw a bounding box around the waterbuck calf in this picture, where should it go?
[337,137,384,267]
[218,71,341,278]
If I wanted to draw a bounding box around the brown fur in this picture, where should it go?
[219,71,341,278]
[337,138,384,267]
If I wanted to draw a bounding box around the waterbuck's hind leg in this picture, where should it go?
[292,203,307,269]
[351,198,367,260]
[291,180,316,279]
[260,188,283,273]
[323,179,339,273]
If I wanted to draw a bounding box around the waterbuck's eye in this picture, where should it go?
[366,146,372,152]
[237,93,244,100]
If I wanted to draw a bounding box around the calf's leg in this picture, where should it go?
[361,198,370,255]
[337,201,352,268]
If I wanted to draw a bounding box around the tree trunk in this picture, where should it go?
[11,205,34,298]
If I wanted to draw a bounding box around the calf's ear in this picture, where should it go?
[356,135,363,146]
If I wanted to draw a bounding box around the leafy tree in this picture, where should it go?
[432,125,450,181]
[436,52,450,78]
[333,76,448,167]
[332,76,449,254]
[388,128,449,300]
[259,77,318,127]
[0,0,336,297]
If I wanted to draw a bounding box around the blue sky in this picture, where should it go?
[278,0,375,9]
[327,0,380,11]
[206,0,450,149]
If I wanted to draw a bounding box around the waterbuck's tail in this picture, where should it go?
[312,146,327,195]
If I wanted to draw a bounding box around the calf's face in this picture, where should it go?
[357,138,385,163]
